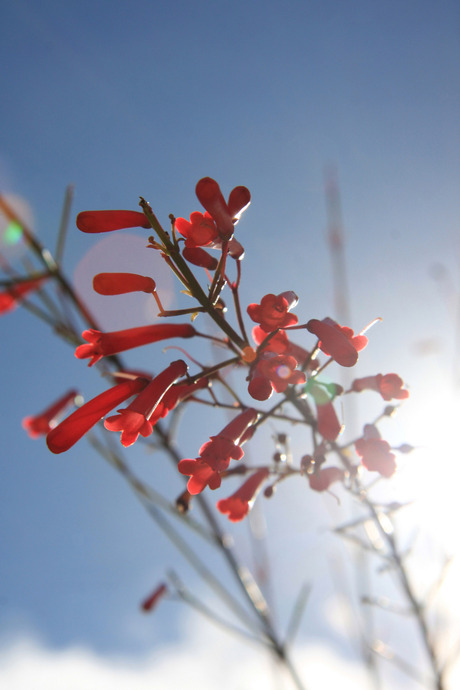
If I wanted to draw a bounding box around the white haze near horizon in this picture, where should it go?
[0,617,434,690]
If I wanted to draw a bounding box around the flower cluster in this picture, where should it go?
[18,177,410,521]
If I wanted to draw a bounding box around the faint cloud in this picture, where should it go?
[0,614,421,690]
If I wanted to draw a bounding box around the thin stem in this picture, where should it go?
[230,266,250,343]
[363,496,444,689]
[55,184,74,264]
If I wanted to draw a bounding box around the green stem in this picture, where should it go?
[140,198,247,350]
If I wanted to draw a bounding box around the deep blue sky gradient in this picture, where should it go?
[0,0,459,684]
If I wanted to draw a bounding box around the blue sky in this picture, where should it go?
[1,1,459,687]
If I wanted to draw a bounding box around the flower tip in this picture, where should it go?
[227,186,251,219]
[141,583,168,612]
[195,177,220,199]
[46,430,69,454]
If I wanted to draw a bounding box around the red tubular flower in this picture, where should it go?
[141,583,168,612]
[178,408,258,494]
[195,177,251,241]
[355,425,396,477]
[182,246,219,270]
[198,407,259,470]
[104,360,188,447]
[76,210,150,233]
[248,354,306,401]
[351,373,409,401]
[93,273,156,295]
[177,458,223,495]
[75,323,196,367]
[175,211,219,247]
[247,292,298,333]
[316,401,342,441]
[22,390,79,438]
[217,468,269,522]
[0,276,48,315]
[307,317,368,367]
[308,467,345,492]
[308,383,342,441]
[47,378,147,454]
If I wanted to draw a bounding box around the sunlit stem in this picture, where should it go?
[151,289,167,314]
[188,356,241,384]
[193,330,232,346]
[360,316,382,335]
[208,240,229,304]
[363,495,444,689]
[255,328,281,355]
[312,355,333,377]
[55,184,74,264]
[159,306,207,317]
[229,266,249,343]
[156,249,191,290]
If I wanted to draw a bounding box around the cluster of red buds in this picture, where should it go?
[22,177,410,521]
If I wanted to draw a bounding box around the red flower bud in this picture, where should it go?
[0,276,48,315]
[93,273,156,295]
[182,246,219,270]
[217,468,269,522]
[141,583,168,612]
[22,390,79,438]
[308,467,344,492]
[77,210,150,233]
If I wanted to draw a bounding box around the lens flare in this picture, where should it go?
[3,220,23,245]
[0,194,32,259]
[276,364,291,380]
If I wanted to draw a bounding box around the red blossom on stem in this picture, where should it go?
[0,276,48,315]
[76,210,150,233]
[93,273,156,295]
[178,408,258,495]
[351,373,409,401]
[355,424,396,477]
[217,468,269,522]
[195,177,251,241]
[104,360,188,447]
[22,390,79,438]
[308,467,345,492]
[247,292,299,333]
[75,323,196,367]
[306,317,368,367]
[140,583,168,612]
[175,212,219,247]
[47,378,148,454]
[248,353,306,401]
